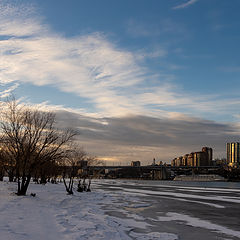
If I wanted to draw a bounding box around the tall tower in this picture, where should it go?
[202,147,213,166]
[227,142,240,167]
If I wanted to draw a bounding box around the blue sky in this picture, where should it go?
[1,0,240,164]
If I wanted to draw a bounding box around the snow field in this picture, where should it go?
[0,181,179,240]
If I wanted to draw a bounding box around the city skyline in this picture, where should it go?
[1,0,240,163]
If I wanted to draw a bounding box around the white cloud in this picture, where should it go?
[173,0,198,10]
[1,1,240,164]
[0,2,190,118]
[0,83,19,98]
[0,1,239,122]
[0,8,147,116]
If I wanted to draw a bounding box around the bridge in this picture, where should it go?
[86,165,222,180]
[88,165,221,171]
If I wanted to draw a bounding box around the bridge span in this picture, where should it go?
[88,165,221,171]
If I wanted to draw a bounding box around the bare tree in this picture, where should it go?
[60,145,87,194]
[0,98,76,195]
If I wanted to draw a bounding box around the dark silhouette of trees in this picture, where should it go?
[32,161,61,184]
[0,98,76,195]
[59,144,100,194]
[61,146,88,194]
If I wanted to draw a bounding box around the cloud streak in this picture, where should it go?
[0,83,19,98]
[0,2,150,116]
[0,2,189,118]
[0,1,238,121]
[173,0,198,10]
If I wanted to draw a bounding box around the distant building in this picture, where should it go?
[202,147,213,166]
[187,153,194,166]
[176,157,183,167]
[182,154,189,166]
[171,158,176,166]
[193,151,207,167]
[131,161,141,167]
[227,142,240,167]
[171,147,213,167]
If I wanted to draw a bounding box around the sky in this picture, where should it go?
[1,0,240,164]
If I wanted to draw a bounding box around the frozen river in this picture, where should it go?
[93,179,240,240]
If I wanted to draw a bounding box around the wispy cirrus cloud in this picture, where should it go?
[0,2,150,116]
[0,1,205,118]
[0,1,239,122]
[0,83,19,98]
[173,0,198,10]
[1,1,240,164]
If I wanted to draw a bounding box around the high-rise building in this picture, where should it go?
[187,153,194,166]
[171,158,176,167]
[182,154,189,166]
[176,156,183,167]
[227,142,240,167]
[202,147,213,166]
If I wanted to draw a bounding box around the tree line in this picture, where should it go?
[0,97,97,196]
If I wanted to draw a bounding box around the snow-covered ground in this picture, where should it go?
[0,180,178,240]
[0,179,240,240]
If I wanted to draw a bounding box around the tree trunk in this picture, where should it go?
[8,170,14,182]
[40,175,47,184]
[0,168,4,181]
[63,178,74,195]
[17,175,31,196]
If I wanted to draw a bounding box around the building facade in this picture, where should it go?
[202,147,213,166]
[182,154,189,166]
[193,151,208,167]
[171,147,213,167]
[187,153,194,166]
[227,142,240,167]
